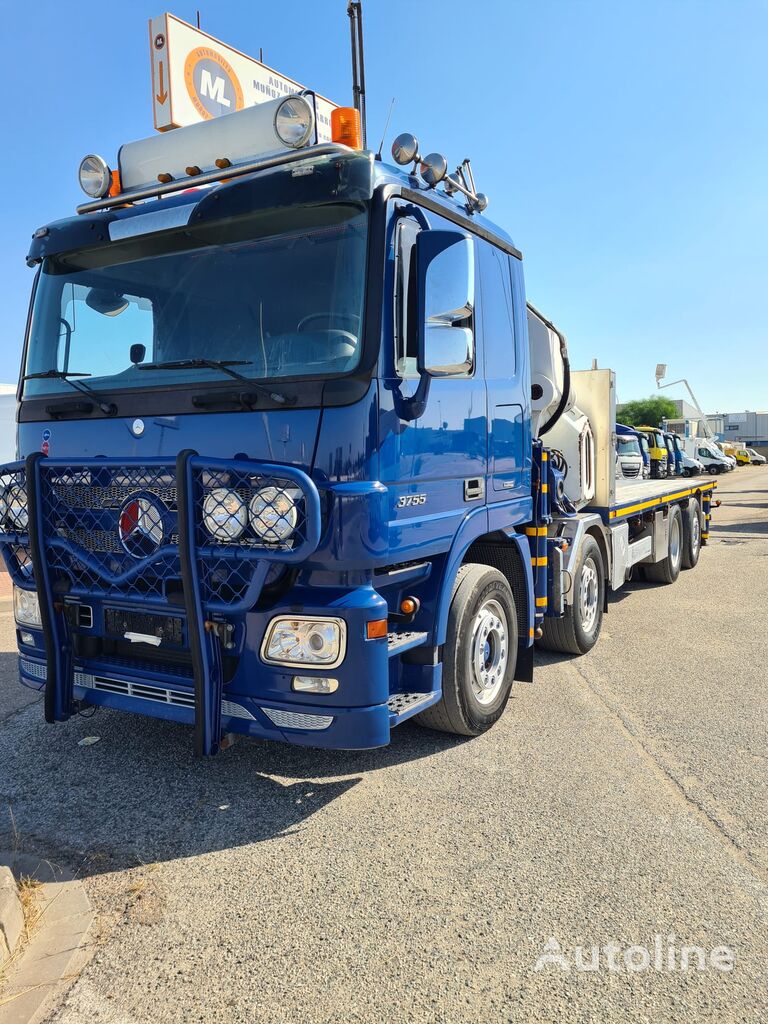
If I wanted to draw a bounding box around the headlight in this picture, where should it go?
[5,485,28,531]
[78,154,112,198]
[14,586,41,628]
[202,488,247,542]
[262,616,346,668]
[274,95,314,148]
[249,486,298,544]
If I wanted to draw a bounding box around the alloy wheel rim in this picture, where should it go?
[670,517,681,567]
[580,560,599,634]
[470,598,509,706]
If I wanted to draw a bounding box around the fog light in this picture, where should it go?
[262,616,346,668]
[292,676,339,694]
[13,586,41,628]
[19,631,35,646]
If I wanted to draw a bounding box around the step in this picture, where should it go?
[386,630,428,656]
[387,691,438,722]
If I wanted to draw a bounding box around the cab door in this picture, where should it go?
[378,202,487,562]
[478,239,531,515]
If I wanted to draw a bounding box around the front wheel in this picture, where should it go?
[538,536,605,655]
[708,465,719,475]
[415,564,518,737]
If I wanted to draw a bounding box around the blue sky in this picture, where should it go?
[1,0,766,411]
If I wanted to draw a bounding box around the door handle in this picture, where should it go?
[464,478,485,501]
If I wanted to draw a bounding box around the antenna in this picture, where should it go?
[347,2,367,147]
[375,98,396,161]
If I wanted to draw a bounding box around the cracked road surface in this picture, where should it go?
[0,470,766,1022]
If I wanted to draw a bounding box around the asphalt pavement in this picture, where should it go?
[0,469,766,1023]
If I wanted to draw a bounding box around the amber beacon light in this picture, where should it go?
[331,107,363,149]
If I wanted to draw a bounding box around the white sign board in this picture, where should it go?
[149,13,337,142]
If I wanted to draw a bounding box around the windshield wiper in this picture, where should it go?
[24,370,117,415]
[136,359,291,405]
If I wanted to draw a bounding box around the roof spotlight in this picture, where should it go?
[78,154,112,199]
[391,132,419,165]
[419,153,448,187]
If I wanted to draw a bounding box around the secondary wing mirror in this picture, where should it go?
[416,230,474,377]
[130,344,146,365]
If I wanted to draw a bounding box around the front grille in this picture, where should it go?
[74,671,195,708]
[104,608,185,646]
[20,658,47,680]
[622,465,641,478]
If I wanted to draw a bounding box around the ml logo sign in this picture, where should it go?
[184,48,244,119]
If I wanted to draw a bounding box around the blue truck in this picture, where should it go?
[0,93,719,755]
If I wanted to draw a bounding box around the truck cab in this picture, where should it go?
[733,447,751,466]
[637,427,668,479]
[747,447,767,465]
[614,428,644,480]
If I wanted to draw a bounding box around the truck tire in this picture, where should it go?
[644,504,683,584]
[682,498,701,570]
[538,536,604,656]
[415,564,517,737]
[708,466,718,475]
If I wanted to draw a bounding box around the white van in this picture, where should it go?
[684,437,731,475]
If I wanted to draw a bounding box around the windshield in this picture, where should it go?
[617,436,641,456]
[23,203,368,399]
[639,437,650,455]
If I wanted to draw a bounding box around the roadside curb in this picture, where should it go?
[0,869,23,968]
[0,853,94,1024]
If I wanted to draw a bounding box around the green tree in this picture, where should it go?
[616,395,677,428]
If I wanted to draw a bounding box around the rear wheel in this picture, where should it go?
[644,504,683,584]
[416,564,518,737]
[682,498,702,570]
[538,536,605,655]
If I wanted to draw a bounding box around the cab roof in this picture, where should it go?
[27,147,520,266]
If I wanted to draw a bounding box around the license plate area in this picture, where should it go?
[104,607,185,647]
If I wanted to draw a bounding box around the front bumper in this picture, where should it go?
[3,452,396,754]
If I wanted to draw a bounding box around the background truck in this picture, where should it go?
[0,79,719,755]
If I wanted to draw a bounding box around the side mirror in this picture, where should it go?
[416,230,474,377]
[130,344,146,365]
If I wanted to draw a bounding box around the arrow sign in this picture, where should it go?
[156,61,168,105]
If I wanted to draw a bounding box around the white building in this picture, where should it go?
[706,411,768,445]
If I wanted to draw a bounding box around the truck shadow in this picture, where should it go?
[0,703,466,879]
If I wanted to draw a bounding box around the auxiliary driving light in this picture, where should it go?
[13,586,41,628]
[202,488,247,542]
[249,486,298,544]
[262,616,346,669]
[419,153,448,187]
[78,154,112,198]
[2,485,28,531]
[391,132,419,165]
[274,95,315,148]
